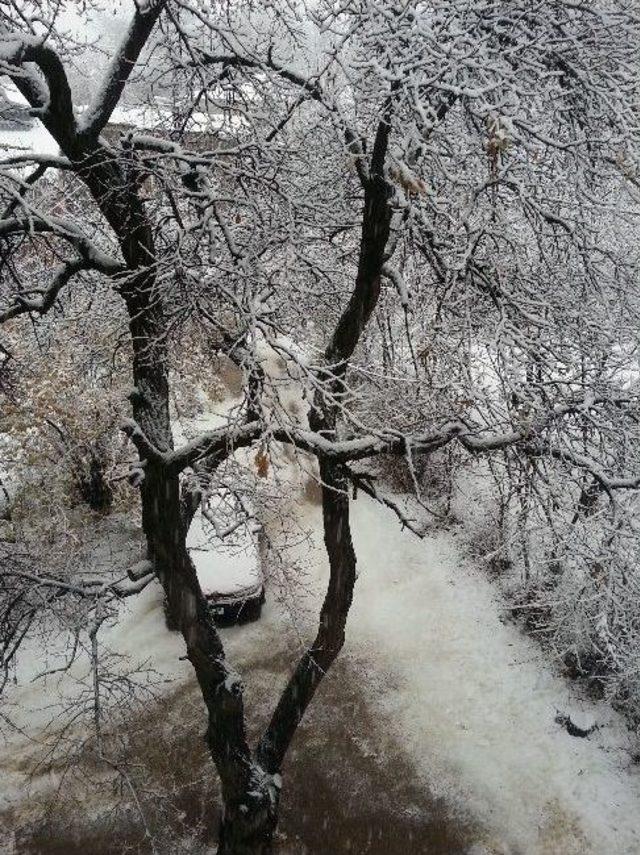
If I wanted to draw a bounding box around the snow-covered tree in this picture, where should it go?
[2,1,640,850]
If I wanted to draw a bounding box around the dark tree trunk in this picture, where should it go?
[254,108,394,802]
[217,787,279,855]
[81,450,113,512]
[60,141,280,852]
[125,289,280,854]
[257,456,356,773]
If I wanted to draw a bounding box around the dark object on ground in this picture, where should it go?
[554,712,598,738]
[164,587,264,631]
[207,586,265,626]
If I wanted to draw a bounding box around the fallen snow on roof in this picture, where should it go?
[0,121,60,157]
[0,85,244,163]
[0,82,58,157]
[92,101,247,134]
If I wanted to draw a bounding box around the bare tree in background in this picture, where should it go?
[2,1,640,851]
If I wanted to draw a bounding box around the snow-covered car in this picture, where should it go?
[169,407,265,626]
[185,508,265,625]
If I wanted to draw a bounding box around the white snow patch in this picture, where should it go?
[0,121,59,157]
[187,510,261,598]
[271,489,640,853]
[340,496,640,854]
[0,581,191,813]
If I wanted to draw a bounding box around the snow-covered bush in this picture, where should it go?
[1,310,132,521]
[455,453,640,726]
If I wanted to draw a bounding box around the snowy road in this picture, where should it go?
[3,491,640,853]
[284,494,640,855]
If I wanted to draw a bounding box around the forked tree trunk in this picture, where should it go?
[6,20,387,854]
[74,93,389,850]
[106,135,382,849]
[256,456,357,774]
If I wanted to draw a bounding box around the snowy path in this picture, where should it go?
[297,495,640,855]
[3,494,640,853]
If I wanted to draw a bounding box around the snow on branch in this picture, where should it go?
[346,468,426,537]
[120,393,640,507]
[0,215,123,268]
[195,49,367,184]
[0,153,72,170]
[0,566,155,601]
[0,257,86,323]
[78,0,169,142]
[524,444,640,500]
[121,419,165,464]
[0,216,124,323]
[0,34,75,148]
[382,263,409,308]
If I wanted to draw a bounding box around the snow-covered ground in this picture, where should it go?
[344,497,640,854]
[257,338,640,853]
[3,346,640,852]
